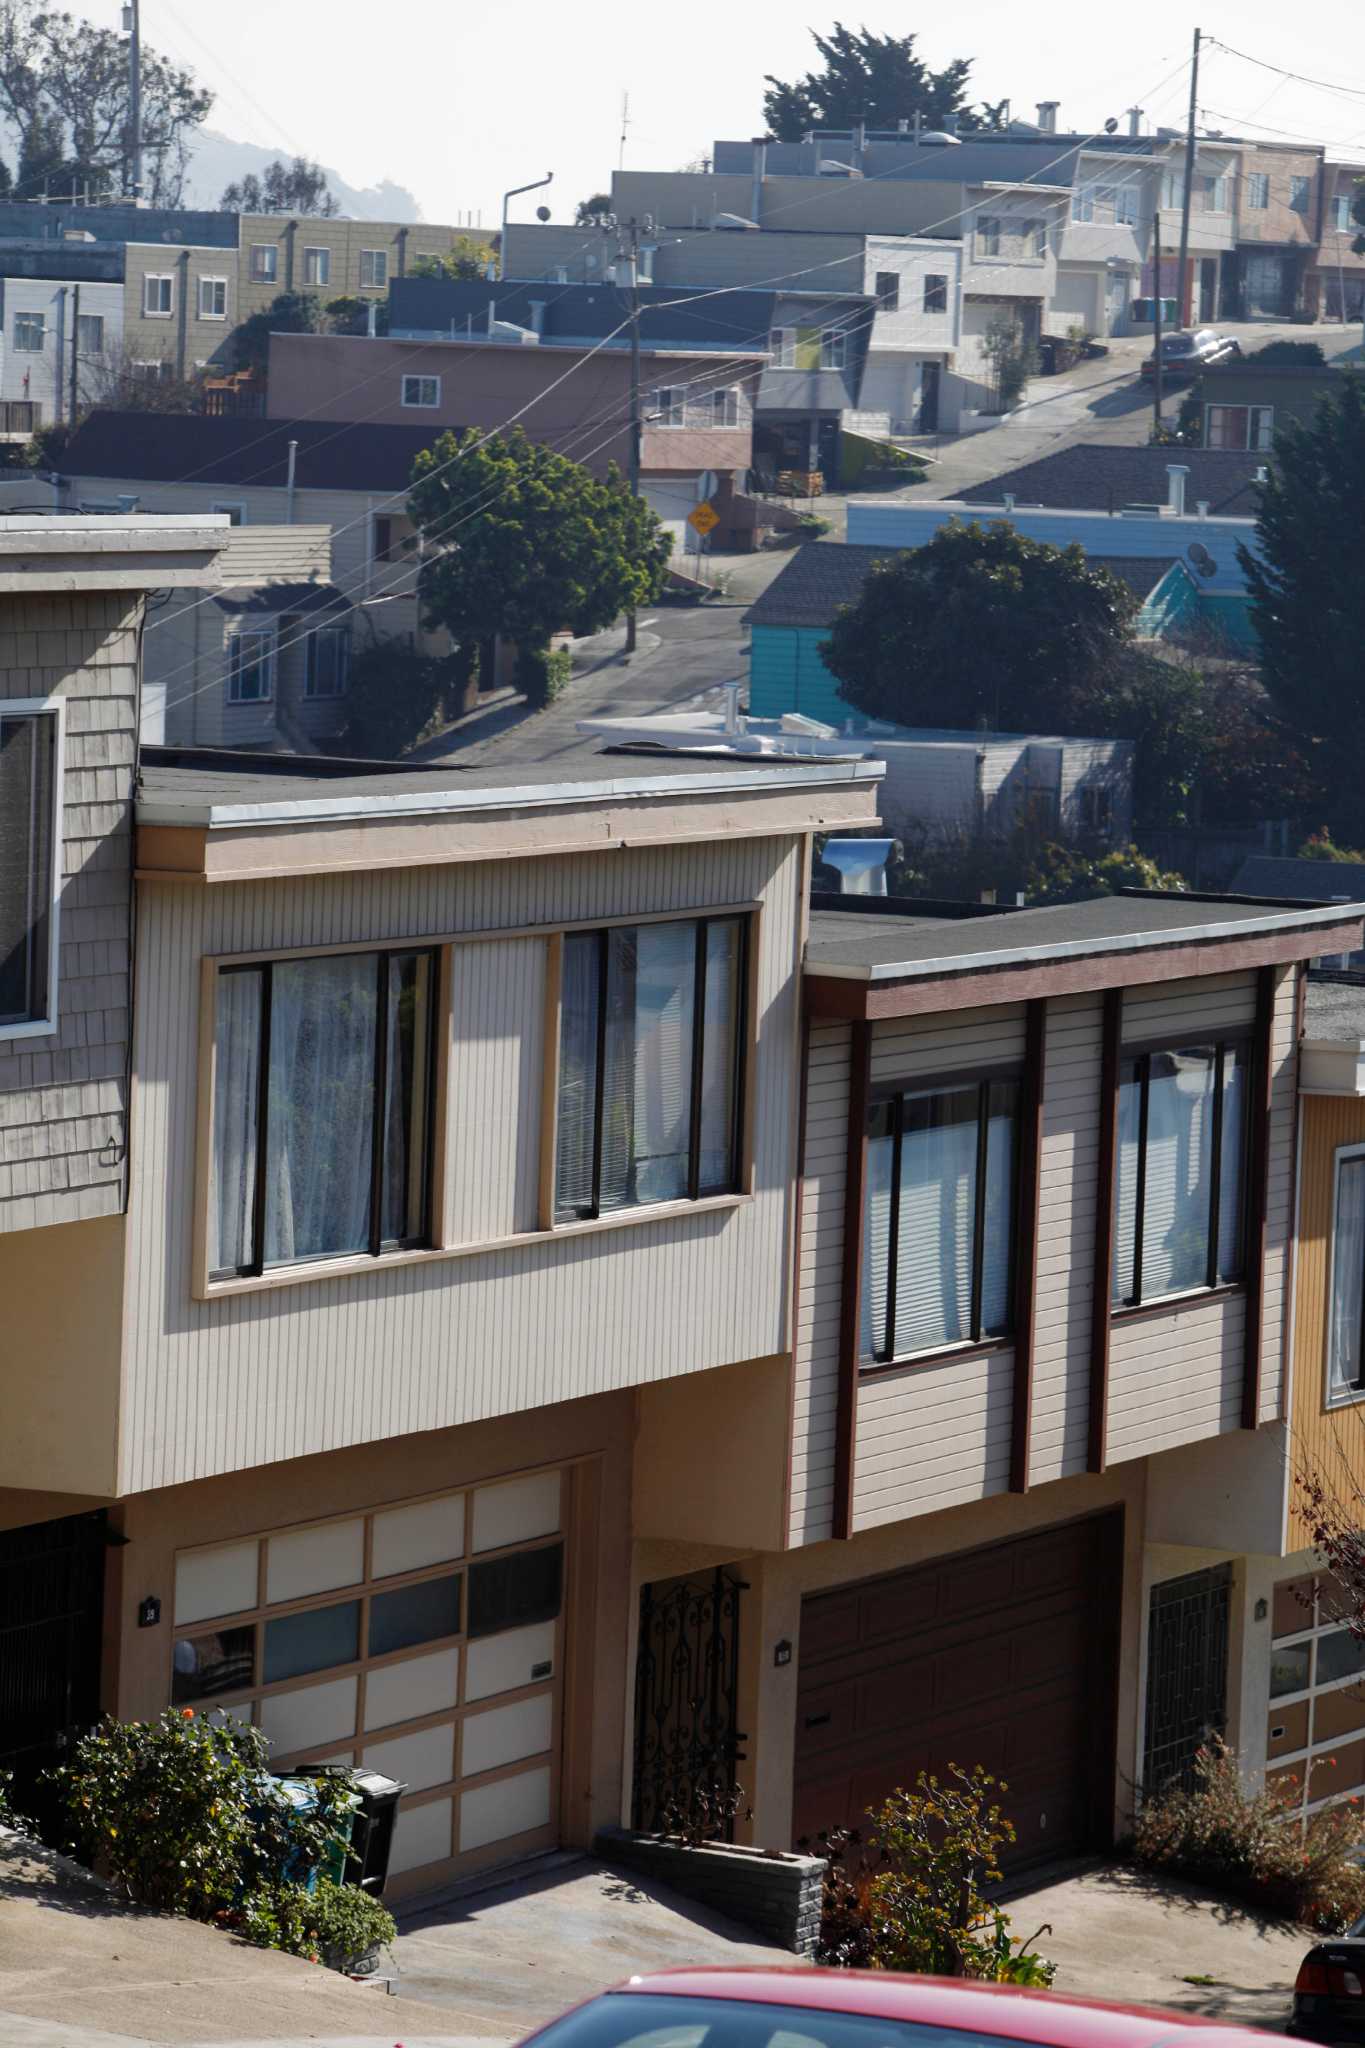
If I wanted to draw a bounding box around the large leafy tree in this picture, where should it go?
[409,428,672,702]
[825,521,1138,733]
[410,235,496,282]
[0,0,210,204]
[220,156,337,216]
[762,24,1006,142]
[1239,377,1365,830]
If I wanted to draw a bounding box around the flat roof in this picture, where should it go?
[807,892,1365,983]
[137,748,884,829]
[1304,979,1365,1044]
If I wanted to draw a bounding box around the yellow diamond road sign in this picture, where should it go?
[688,501,720,536]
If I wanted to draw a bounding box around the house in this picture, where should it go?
[952,443,1268,517]
[1224,143,1325,320]
[261,325,765,551]
[0,718,881,1893]
[22,410,437,749]
[1190,361,1363,451]
[1307,162,1365,322]
[0,274,123,435]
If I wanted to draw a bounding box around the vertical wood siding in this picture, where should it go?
[1287,1091,1365,1551]
[122,836,801,1495]
[788,1020,850,1545]
[0,593,135,1232]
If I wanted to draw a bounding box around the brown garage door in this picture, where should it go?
[794,1513,1122,1870]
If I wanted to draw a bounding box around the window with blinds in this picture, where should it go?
[1112,1040,1247,1308]
[861,1077,1019,1364]
[554,917,746,1222]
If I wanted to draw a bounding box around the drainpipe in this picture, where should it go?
[285,437,298,523]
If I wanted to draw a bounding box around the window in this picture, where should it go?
[143,273,174,316]
[0,703,60,1033]
[771,327,795,368]
[305,626,350,699]
[401,374,440,408]
[1332,194,1355,232]
[249,244,278,284]
[554,916,746,1222]
[922,273,948,314]
[1199,174,1229,213]
[13,312,44,351]
[1112,1039,1248,1308]
[862,1076,1018,1364]
[1027,218,1048,258]
[819,327,846,370]
[359,249,388,289]
[208,947,437,1277]
[303,246,331,287]
[1097,185,1118,216]
[198,275,227,320]
[1071,188,1095,223]
[227,627,275,704]
[1079,785,1114,834]
[1290,175,1311,215]
[874,269,900,310]
[211,502,245,526]
[1116,186,1139,226]
[373,514,395,564]
[711,386,739,428]
[977,214,1001,257]
[1247,171,1269,211]
[75,312,104,354]
[649,385,685,425]
[1205,403,1275,452]
[1328,1149,1365,1400]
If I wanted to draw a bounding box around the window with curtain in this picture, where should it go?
[1329,1151,1365,1400]
[861,1076,1019,1364]
[208,948,436,1277]
[1112,1040,1247,1308]
[554,916,745,1222]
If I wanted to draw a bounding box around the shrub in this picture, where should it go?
[517,643,572,708]
[807,1766,1056,1982]
[1249,339,1325,364]
[237,1876,396,1968]
[795,513,832,537]
[51,1709,354,1919]
[1133,1737,1365,1930]
[1299,828,1365,865]
[657,1777,751,1849]
[1025,842,1187,905]
[338,644,457,757]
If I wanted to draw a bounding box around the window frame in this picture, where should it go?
[359,248,388,290]
[1290,175,1311,216]
[923,273,949,314]
[304,625,351,700]
[1115,187,1139,226]
[1325,1143,1365,1407]
[551,913,751,1226]
[211,501,246,527]
[1112,1032,1252,1313]
[401,374,441,409]
[1247,171,1270,211]
[249,244,279,284]
[143,272,175,317]
[873,269,900,310]
[976,214,1002,258]
[1331,194,1354,233]
[819,327,847,371]
[207,944,441,1282]
[75,311,105,355]
[711,385,740,428]
[1204,402,1274,452]
[861,1065,1022,1369]
[302,245,332,287]
[13,311,45,352]
[0,695,64,1040]
[227,625,277,705]
[197,275,228,321]
[771,327,796,369]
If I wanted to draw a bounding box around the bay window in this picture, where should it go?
[209,948,437,1277]
[554,916,746,1221]
[862,1076,1019,1363]
[1112,1040,1248,1308]
[1328,1148,1365,1400]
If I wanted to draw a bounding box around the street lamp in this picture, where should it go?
[500,173,553,280]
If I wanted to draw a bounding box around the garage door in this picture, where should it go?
[169,1468,566,1889]
[794,1515,1122,1869]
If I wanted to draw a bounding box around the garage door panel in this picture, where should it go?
[794,1515,1121,1870]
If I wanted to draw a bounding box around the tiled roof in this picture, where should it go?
[957,445,1266,517]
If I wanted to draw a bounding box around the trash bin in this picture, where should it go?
[267,1770,359,1890]
[303,1764,407,1896]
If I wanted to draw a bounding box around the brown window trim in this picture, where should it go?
[1111,1280,1245,1328]
[858,1332,1011,1381]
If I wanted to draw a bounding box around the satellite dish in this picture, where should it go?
[536,204,551,222]
[1188,541,1217,579]
[1104,117,1119,134]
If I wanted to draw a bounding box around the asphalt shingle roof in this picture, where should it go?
[1305,979,1365,1042]
[1230,855,1365,901]
[60,412,452,493]
[957,445,1266,518]
[744,542,899,629]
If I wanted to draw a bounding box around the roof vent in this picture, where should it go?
[822,838,896,896]
[918,131,963,147]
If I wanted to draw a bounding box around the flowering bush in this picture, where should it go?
[1133,1738,1365,1930]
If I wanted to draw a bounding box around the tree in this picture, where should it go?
[1239,376,1365,833]
[981,314,1036,413]
[762,24,1004,142]
[409,427,672,704]
[229,290,323,373]
[825,520,1138,732]
[409,236,495,282]
[1246,339,1327,366]
[0,0,211,204]
[575,192,610,225]
[220,156,338,216]
[1025,842,1186,905]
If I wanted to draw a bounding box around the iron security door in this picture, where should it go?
[1143,1563,1231,1795]
[632,1568,746,1835]
[0,1510,107,1789]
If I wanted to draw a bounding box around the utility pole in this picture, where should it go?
[1152,212,1165,438]
[623,216,642,655]
[1176,26,1201,328]
[124,0,142,202]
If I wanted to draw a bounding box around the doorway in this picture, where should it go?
[918,363,941,433]
[0,1510,108,1795]
[1143,1563,1231,1796]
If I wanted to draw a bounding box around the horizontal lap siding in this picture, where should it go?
[123,836,801,1494]
[851,1348,1015,1531]
[1261,966,1297,1423]
[789,1020,850,1546]
[1029,993,1101,1482]
[1121,970,1257,1044]
[869,1002,1025,1088]
[1106,1293,1246,1461]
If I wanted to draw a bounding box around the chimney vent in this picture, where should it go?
[1036,101,1059,134]
[1126,106,1144,137]
[822,839,895,896]
[1166,464,1189,516]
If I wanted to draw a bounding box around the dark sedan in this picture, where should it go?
[1140,328,1242,381]
[1292,1925,1365,2041]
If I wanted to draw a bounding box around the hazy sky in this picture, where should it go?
[112,1,1365,225]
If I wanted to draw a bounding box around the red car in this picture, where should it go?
[517,1967,1277,2048]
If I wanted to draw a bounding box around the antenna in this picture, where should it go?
[619,90,630,170]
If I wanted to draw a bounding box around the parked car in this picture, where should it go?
[1292,1923,1365,2041]
[1140,329,1243,381]
[518,1968,1281,2048]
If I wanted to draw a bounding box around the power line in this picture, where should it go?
[1204,38,1365,106]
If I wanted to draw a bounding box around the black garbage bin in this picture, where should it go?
[301,1764,407,1896]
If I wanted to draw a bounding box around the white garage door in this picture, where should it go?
[170,1468,566,1887]
[1051,270,1099,331]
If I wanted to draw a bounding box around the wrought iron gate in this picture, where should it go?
[0,1510,108,1791]
[1143,1563,1231,1796]
[631,1567,746,1835]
